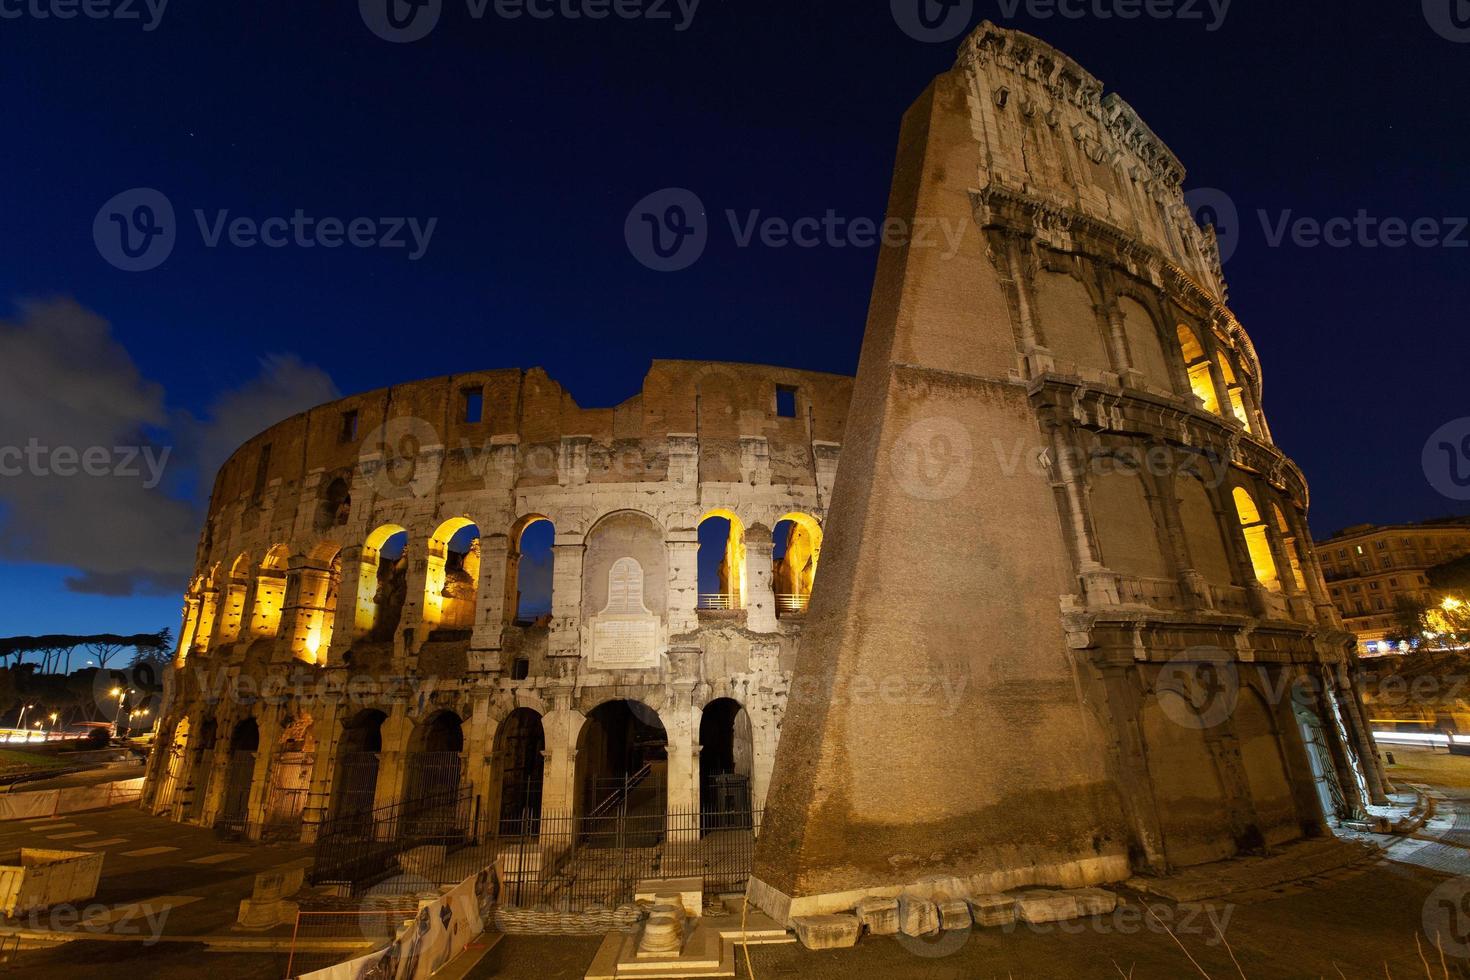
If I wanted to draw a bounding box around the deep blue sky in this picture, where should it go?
[1,1,1466,640]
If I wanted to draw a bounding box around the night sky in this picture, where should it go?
[1,1,1465,640]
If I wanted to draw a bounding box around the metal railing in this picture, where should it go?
[496,804,761,909]
[774,593,810,615]
[697,593,739,611]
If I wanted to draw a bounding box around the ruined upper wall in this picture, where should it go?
[956,22,1225,301]
[205,360,853,519]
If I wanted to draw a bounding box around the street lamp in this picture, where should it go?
[110,688,136,739]
[16,703,34,730]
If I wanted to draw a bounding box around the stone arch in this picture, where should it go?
[218,717,261,833]
[1177,324,1222,415]
[698,508,746,610]
[262,713,315,840]
[1139,689,1235,868]
[1088,460,1170,580]
[1034,269,1113,376]
[1271,502,1309,592]
[492,707,546,830]
[1174,472,1235,588]
[583,510,668,620]
[1232,487,1281,592]
[182,714,219,823]
[425,517,481,635]
[331,708,387,823]
[699,697,753,827]
[1216,353,1252,431]
[772,512,822,616]
[314,476,352,532]
[1233,687,1301,847]
[215,552,253,647]
[1117,294,1173,391]
[404,710,466,830]
[508,514,554,624]
[249,545,291,638]
[356,524,409,641]
[575,699,668,819]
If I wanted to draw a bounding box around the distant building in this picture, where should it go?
[1315,518,1470,655]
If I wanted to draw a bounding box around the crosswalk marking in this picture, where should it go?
[119,845,181,857]
[45,831,98,840]
[188,852,243,865]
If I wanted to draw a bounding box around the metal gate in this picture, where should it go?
[215,750,256,836]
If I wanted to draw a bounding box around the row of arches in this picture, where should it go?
[155,695,759,842]
[181,507,824,663]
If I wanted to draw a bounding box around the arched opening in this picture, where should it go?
[1235,689,1300,846]
[772,514,821,617]
[508,516,554,625]
[1119,296,1173,390]
[292,543,343,664]
[314,476,352,532]
[183,716,218,823]
[404,710,465,834]
[262,715,316,841]
[1271,503,1309,592]
[218,718,260,835]
[576,700,667,821]
[1233,488,1281,592]
[1177,324,1222,415]
[425,518,481,637]
[1140,689,1235,867]
[1217,355,1252,431]
[698,509,746,610]
[155,716,191,816]
[215,554,252,647]
[493,708,545,832]
[250,546,291,638]
[331,709,387,829]
[356,525,409,642]
[1175,472,1235,587]
[699,698,753,830]
[1089,467,1170,580]
[1291,686,1349,824]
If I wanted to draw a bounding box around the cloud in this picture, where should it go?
[0,299,337,598]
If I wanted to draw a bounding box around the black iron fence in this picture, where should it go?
[309,787,482,896]
[496,805,761,909]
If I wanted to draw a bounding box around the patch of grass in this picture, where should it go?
[0,748,67,774]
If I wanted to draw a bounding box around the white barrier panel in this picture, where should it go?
[300,862,500,980]
[0,777,144,821]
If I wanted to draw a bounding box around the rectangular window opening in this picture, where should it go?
[340,410,359,442]
[462,387,484,424]
[776,385,798,419]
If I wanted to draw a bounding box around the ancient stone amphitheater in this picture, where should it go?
[144,22,1386,920]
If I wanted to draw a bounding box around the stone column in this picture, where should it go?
[1206,356,1232,421]
[201,726,234,827]
[1102,302,1144,388]
[244,710,283,841]
[665,531,700,635]
[548,535,585,659]
[1152,467,1209,606]
[470,534,509,672]
[1332,665,1390,805]
[372,706,412,819]
[539,702,583,816]
[325,546,366,667]
[1004,236,1054,376]
[744,525,778,633]
[664,699,698,842]
[467,692,497,819]
[300,700,342,843]
[398,539,430,664]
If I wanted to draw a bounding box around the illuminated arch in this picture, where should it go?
[773,512,823,616]
[1217,355,1252,431]
[425,517,481,634]
[1233,487,1281,592]
[356,524,409,640]
[249,545,291,639]
[1271,502,1308,592]
[698,508,747,610]
[1177,324,1222,415]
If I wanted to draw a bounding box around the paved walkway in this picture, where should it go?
[1,803,312,941]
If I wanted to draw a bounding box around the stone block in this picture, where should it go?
[933,893,972,931]
[1072,887,1117,917]
[969,893,1017,928]
[853,896,899,935]
[792,913,862,950]
[1015,889,1080,924]
[898,894,939,937]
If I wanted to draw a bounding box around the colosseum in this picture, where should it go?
[144,21,1387,922]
